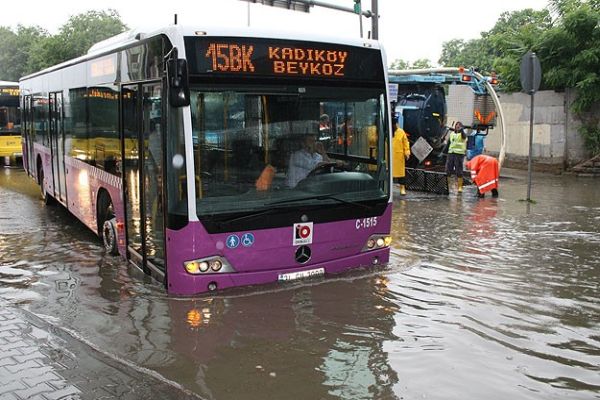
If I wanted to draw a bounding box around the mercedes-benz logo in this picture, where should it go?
[295,245,311,264]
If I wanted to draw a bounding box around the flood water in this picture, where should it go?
[1,166,599,399]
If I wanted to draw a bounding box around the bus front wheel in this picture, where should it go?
[103,217,118,255]
[98,193,118,255]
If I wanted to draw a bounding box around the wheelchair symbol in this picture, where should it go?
[241,233,255,247]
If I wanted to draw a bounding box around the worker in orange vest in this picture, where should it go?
[466,154,499,198]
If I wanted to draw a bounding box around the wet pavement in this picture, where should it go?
[0,303,199,399]
[1,166,599,399]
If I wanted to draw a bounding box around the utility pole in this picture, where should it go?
[371,0,378,39]
[247,2,251,27]
[241,0,379,40]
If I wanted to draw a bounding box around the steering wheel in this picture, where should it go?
[306,162,346,178]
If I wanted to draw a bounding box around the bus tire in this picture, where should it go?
[102,217,119,255]
[98,193,118,255]
[38,163,54,206]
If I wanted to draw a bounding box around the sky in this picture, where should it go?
[6,0,550,66]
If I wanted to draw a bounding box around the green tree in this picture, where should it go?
[0,27,17,80]
[0,25,48,81]
[27,9,127,72]
[389,58,433,70]
[26,35,66,74]
[411,58,432,69]
[0,10,127,79]
[538,1,600,154]
[439,9,551,85]
[438,39,465,66]
[55,9,127,61]
[487,9,552,91]
[389,59,409,70]
[439,37,494,72]
[437,1,600,155]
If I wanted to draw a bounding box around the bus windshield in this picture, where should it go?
[190,84,389,217]
[0,102,20,136]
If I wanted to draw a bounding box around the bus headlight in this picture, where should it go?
[362,235,392,252]
[211,260,223,271]
[199,261,210,272]
[183,256,234,275]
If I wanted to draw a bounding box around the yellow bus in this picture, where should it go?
[0,81,21,165]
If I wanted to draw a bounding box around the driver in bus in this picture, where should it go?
[285,133,332,188]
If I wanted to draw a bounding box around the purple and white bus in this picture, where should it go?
[20,26,392,295]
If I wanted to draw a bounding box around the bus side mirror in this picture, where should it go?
[168,58,190,107]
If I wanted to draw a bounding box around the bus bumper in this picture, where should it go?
[168,247,390,296]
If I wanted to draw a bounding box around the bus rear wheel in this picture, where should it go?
[38,165,54,205]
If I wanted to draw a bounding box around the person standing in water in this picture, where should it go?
[392,117,411,195]
[446,121,468,193]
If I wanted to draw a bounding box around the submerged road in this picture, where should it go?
[1,167,599,399]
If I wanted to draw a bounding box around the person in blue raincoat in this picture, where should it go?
[467,125,487,160]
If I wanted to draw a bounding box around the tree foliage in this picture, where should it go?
[0,25,48,81]
[52,10,127,63]
[0,9,127,81]
[389,59,409,70]
[439,1,600,155]
[389,58,432,70]
[438,37,494,72]
[540,0,600,155]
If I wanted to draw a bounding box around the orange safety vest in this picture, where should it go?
[466,155,499,194]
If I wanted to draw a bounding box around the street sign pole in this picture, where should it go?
[527,83,535,201]
[520,51,542,202]
[354,0,363,38]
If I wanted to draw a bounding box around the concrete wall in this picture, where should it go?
[485,89,590,171]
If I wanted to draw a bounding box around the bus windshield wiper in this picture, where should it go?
[267,194,373,210]
[215,194,376,228]
[216,207,286,227]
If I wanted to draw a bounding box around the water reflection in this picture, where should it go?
[1,168,600,399]
[165,278,399,400]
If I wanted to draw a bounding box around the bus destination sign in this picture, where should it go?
[204,43,347,77]
[0,88,19,97]
[185,37,383,82]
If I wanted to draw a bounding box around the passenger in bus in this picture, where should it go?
[392,117,411,195]
[256,164,276,191]
[285,133,332,188]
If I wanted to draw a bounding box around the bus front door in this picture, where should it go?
[121,82,166,280]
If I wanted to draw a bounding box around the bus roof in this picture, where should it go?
[0,81,18,87]
[89,25,381,54]
[21,25,382,81]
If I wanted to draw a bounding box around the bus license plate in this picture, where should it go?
[278,267,324,282]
